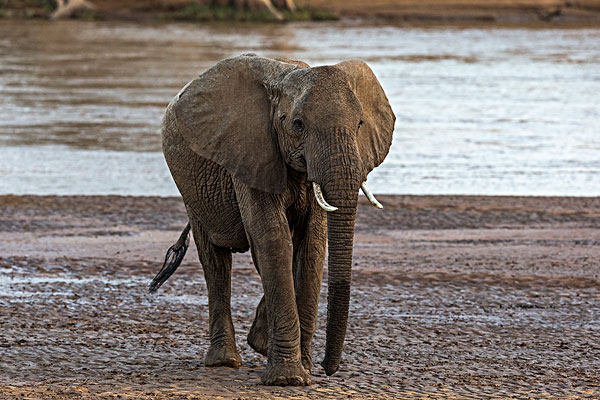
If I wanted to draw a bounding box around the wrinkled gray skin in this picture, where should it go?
[161,54,395,386]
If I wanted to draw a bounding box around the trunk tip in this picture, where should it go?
[320,357,340,376]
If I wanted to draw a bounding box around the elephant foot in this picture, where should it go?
[247,313,268,356]
[301,350,313,373]
[204,343,242,367]
[261,360,311,386]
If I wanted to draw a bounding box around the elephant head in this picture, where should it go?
[172,54,395,375]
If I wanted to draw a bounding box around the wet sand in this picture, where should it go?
[1,194,599,399]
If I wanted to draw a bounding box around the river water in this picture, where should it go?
[1,20,598,196]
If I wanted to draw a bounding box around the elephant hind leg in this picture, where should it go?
[247,246,268,356]
[190,219,241,368]
[248,295,268,356]
[248,296,269,356]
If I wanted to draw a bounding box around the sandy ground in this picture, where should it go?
[1,194,599,399]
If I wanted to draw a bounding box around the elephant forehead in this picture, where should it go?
[302,85,361,118]
[281,68,361,116]
[282,67,349,90]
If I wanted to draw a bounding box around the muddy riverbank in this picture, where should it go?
[2,0,600,23]
[308,0,600,23]
[1,194,599,399]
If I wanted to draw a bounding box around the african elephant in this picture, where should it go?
[149,54,395,386]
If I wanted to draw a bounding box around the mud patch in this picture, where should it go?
[0,195,599,399]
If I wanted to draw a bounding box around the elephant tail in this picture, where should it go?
[149,222,191,293]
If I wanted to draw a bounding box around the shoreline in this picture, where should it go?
[308,0,600,24]
[1,0,599,24]
[2,193,600,234]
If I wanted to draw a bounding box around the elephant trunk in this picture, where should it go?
[308,126,361,376]
[321,191,358,375]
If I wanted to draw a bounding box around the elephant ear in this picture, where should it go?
[173,54,297,194]
[334,60,396,175]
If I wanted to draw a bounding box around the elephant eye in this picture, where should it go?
[292,118,304,132]
[358,119,364,129]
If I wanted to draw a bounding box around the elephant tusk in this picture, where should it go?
[361,182,383,209]
[312,182,338,212]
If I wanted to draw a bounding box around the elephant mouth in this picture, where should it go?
[311,180,383,213]
[288,150,307,172]
[298,154,306,168]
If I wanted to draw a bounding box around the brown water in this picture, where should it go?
[1,20,599,195]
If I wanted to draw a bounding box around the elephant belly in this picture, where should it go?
[188,158,249,251]
[162,123,248,252]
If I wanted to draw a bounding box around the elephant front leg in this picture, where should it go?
[190,219,241,368]
[235,183,310,386]
[248,209,327,370]
[249,229,310,386]
[293,207,327,373]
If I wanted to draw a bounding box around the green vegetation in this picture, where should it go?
[169,2,338,22]
[0,0,58,10]
[0,0,337,22]
[171,2,272,22]
[37,0,57,11]
[282,7,338,22]
[0,0,57,18]
[69,7,101,20]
